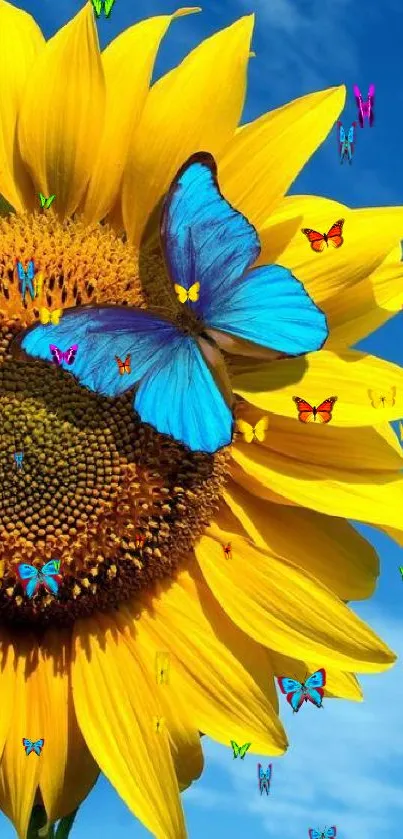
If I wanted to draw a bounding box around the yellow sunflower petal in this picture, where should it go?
[196,527,395,672]
[38,630,99,824]
[132,571,286,754]
[72,613,186,839]
[18,4,105,218]
[269,652,363,702]
[232,350,403,426]
[0,636,43,839]
[0,0,44,211]
[230,426,403,529]
[259,196,403,303]
[122,15,254,246]
[218,86,345,229]
[82,9,199,224]
[222,481,379,600]
[0,629,16,756]
[112,607,204,792]
[325,245,403,347]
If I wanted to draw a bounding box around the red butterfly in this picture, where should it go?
[222,542,232,559]
[293,396,337,424]
[301,219,344,252]
[134,532,146,549]
[115,354,131,375]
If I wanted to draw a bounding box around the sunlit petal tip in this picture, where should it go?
[172,6,202,17]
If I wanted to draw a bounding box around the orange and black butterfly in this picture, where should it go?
[115,354,131,375]
[301,219,344,252]
[222,542,232,559]
[293,396,337,423]
[134,532,146,549]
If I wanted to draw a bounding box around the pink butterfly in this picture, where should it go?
[353,84,375,127]
[49,344,78,365]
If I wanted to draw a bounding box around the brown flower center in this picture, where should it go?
[0,212,229,628]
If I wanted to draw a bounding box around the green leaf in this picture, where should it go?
[55,809,79,839]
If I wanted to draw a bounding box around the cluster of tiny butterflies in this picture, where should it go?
[50,344,78,366]
[155,651,170,685]
[222,542,232,559]
[230,741,251,759]
[301,220,344,252]
[91,0,116,17]
[236,416,269,442]
[367,386,396,407]
[277,668,326,712]
[38,193,55,209]
[17,560,62,598]
[22,738,44,756]
[116,354,131,375]
[258,763,272,795]
[309,829,337,839]
[293,396,337,423]
[40,308,63,325]
[14,451,24,469]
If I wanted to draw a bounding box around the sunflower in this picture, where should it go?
[0,1,402,838]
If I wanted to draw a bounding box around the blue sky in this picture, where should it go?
[2,0,403,837]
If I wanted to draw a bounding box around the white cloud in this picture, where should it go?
[196,609,403,839]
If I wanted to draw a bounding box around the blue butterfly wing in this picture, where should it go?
[205,264,328,355]
[306,687,323,707]
[348,125,355,144]
[305,669,326,689]
[309,831,322,839]
[42,560,61,577]
[289,689,304,711]
[33,739,44,755]
[134,336,233,453]
[19,306,181,395]
[22,738,33,754]
[338,125,345,143]
[161,152,260,319]
[17,563,38,581]
[277,677,303,694]
[324,829,336,838]
[40,571,60,596]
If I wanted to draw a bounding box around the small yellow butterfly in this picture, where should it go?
[174,281,200,304]
[367,387,396,408]
[39,308,63,325]
[236,416,269,443]
[34,272,45,297]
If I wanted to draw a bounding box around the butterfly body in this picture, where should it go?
[258,763,272,794]
[353,83,375,127]
[50,344,78,366]
[18,152,328,454]
[301,220,344,252]
[116,354,131,375]
[17,260,35,302]
[14,451,24,469]
[236,416,269,443]
[40,308,63,325]
[39,193,55,209]
[337,121,356,164]
[367,387,396,408]
[17,560,62,598]
[92,0,116,16]
[230,740,251,759]
[277,668,326,712]
[293,396,337,423]
[22,738,44,756]
[309,827,337,839]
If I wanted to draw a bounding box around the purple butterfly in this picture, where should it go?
[353,84,375,127]
[50,344,78,366]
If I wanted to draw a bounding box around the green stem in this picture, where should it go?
[27,805,79,839]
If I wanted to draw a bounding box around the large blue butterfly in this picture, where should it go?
[17,152,328,454]
[17,560,62,598]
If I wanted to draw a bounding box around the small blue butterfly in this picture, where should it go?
[309,828,337,839]
[17,560,62,598]
[258,763,272,795]
[13,451,24,469]
[17,152,328,454]
[22,738,44,756]
[16,260,35,302]
[277,668,326,712]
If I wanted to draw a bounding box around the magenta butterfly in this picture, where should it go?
[50,344,78,366]
[353,83,375,127]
